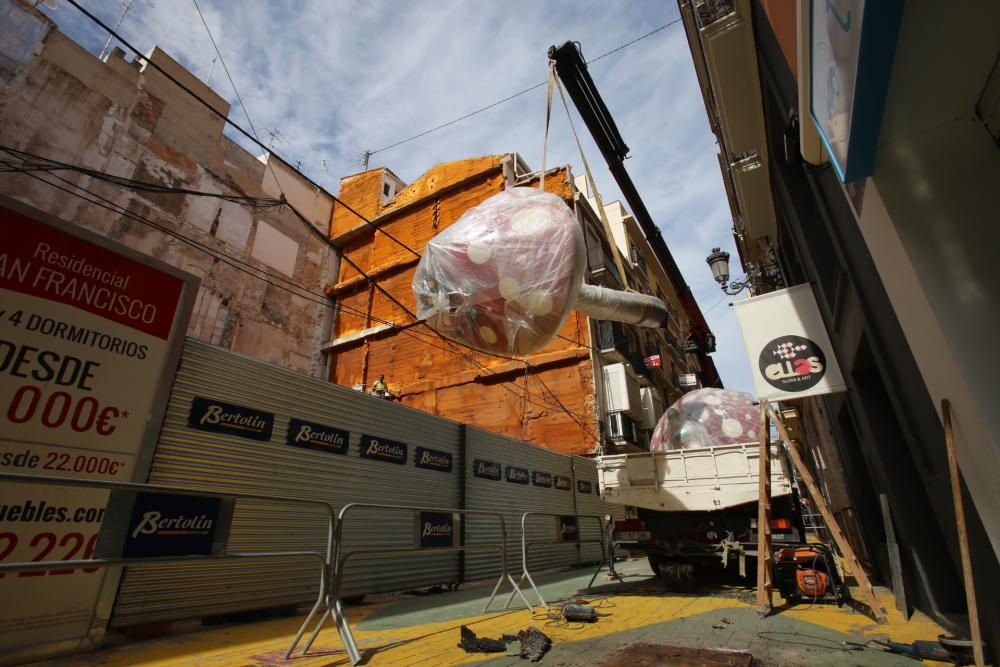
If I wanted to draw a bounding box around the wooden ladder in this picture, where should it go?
[762,402,887,623]
[756,400,774,616]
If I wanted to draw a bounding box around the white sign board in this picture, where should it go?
[0,201,194,660]
[732,284,846,401]
[678,373,698,387]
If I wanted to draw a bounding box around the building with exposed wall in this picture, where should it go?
[325,157,715,456]
[680,0,1000,652]
[0,0,336,375]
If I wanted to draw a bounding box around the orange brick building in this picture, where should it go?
[325,154,713,456]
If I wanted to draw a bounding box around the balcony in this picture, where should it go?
[588,245,625,289]
[690,0,776,241]
[694,0,734,28]
[597,321,629,364]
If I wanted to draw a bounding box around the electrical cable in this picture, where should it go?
[64,0,420,260]
[0,137,585,420]
[368,18,683,156]
[7,165,579,418]
[26,3,597,433]
[0,146,281,208]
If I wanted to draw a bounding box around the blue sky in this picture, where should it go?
[44,0,755,395]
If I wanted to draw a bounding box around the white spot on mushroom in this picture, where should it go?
[511,207,549,234]
[721,418,742,438]
[499,277,520,301]
[467,243,491,264]
[521,291,553,317]
[479,326,498,344]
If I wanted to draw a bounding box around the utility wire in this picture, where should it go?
[64,0,420,260]
[368,18,682,156]
[47,2,596,433]
[8,165,579,419]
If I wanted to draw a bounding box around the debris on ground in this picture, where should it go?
[598,643,752,667]
[458,625,509,653]
[517,626,552,662]
[872,637,971,663]
[557,603,599,622]
[458,625,551,661]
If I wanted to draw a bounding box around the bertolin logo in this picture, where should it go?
[286,418,349,455]
[360,434,407,464]
[759,335,827,392]
[422,521,452,539]
[131,511,213,537]
[415,447,452,472]
[532,471,552,488]
[506,466,529,485]
[474,459,501,480]
[189,397,273,441]
[554,476,572,491]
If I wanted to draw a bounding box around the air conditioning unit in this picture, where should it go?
[603,363,642,419]
[639,386,663,430]
[607,411,637,444]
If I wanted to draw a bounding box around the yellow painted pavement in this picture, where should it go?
[39,584,949,667]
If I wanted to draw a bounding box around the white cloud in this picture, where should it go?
[51,0,756,393]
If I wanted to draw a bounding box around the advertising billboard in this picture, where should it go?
[0,199,196,660]
[732,284,846,402]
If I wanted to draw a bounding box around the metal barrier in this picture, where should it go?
[504,512,616,611]
[0,472,339,657]
[286,502,530,666]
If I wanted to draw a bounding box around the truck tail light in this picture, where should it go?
[771,518,792,530]
[614,519,646,532]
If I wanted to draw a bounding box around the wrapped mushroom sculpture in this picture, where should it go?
[413,187,669,356]
[649,388,760,452]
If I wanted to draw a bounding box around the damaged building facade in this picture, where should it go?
[324,157,717,456]
[0,0,718,459]
[0,1,336,375]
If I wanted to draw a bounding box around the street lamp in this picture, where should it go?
[706,247,751,295]
[705,247,781,296]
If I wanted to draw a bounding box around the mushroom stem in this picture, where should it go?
[575,283,668,328]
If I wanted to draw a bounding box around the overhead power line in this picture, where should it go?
[7,164,580,421]
[63,0,420,260]
[367,18,682,156]
[56,0,598,436]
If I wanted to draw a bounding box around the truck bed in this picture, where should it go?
[596,442,792,512]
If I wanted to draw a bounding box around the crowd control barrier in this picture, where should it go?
[287,502,530,666]
[505,512,618,611]
[0,472,340,657]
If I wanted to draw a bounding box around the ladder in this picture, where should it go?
[757,401,887,624]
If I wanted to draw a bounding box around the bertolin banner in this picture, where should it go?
[732,284,846,401]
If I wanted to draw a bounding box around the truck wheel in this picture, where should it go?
[647,554,663,575]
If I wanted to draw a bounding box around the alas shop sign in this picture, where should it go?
[733,284,846,402]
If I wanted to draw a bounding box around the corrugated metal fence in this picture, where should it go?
[112,339,624,627]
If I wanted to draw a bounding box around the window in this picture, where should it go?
[382,182,391,197]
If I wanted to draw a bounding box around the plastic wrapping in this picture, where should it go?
[412,187,586,356]
[649,388,760,452]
